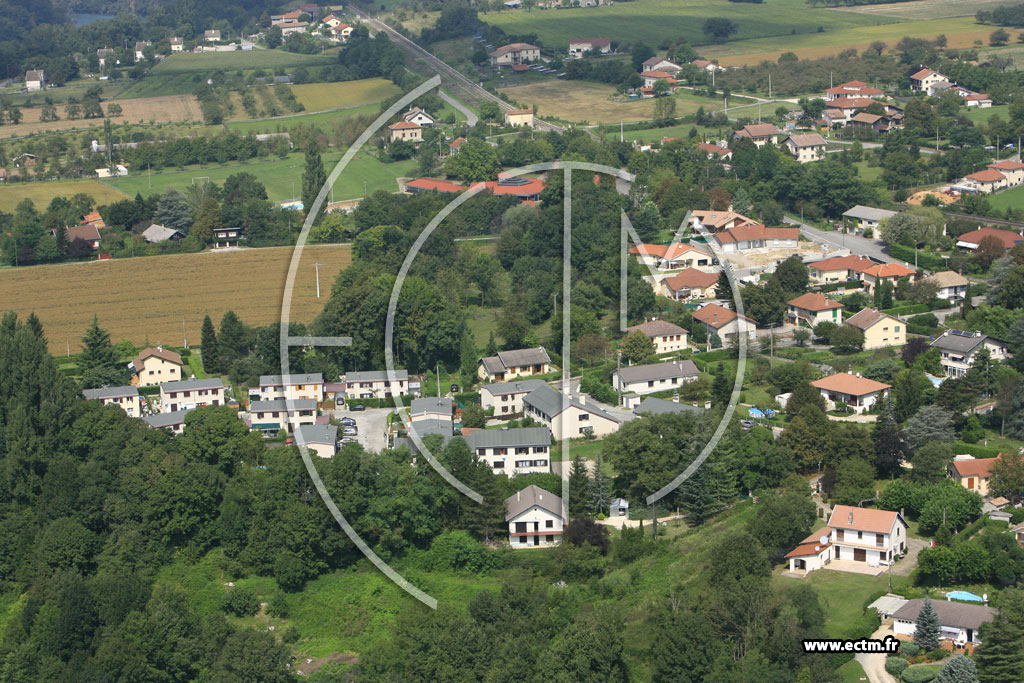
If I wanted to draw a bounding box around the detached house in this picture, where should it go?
[204,29,221,42]
[295,424,338,458]
[480,379,548,415]
[784,133,827,163]
[733,123,781,148]
[965,93,993,108]
[568,38,612,57]
[910,67,949,95]
[787,292,843,328]
[807,254,879,283]
[691,58,724,73]
[640,70,678,89]
[811,373,890,413]
[842,206,897,234]
[83,385,142,416]
[144,410,190,434]
[988,159,1024,187]
[170,37,184,52]
[504,109,535,128]
[629,242,714,270]
[478,347,551,383]
[402,106,436,127]
[930,330,1011,378]
[97,48,115,67]
[828,505,908,566]
[956,227,1023,252]
[505,485,564,548]
[466,427,552,476]
[962,169,1007,194]
[892,600,995,647]
[212,226,243,249]
[65,224,101,250]
[824,80,884,101]
[661,268,719,301]
[410,397,453,423]
[25,70,44,91]
[130,347,184,386]
[693,303,757,343]
[625,319,689,354]
[160,378,225,412]
[490,43,540,67]
[925,271,969,303]
[859,261,916,295]
[612,360,699,398]
[712,223,799,252]
[388,121,422,143]
[134,41,151,61]
[343,369,410,399]
[844,308,904,350]
[697,142,732,161]
[522,384,621,438]
[639,56,681,74]
[948,456,996,496]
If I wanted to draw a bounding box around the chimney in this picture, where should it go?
[579,394,586,405]
[517,491,521,502]
[157,345,162,352]
[848,511,854,525]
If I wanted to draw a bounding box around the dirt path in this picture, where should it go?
[855,623,898,683]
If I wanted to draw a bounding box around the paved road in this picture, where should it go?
[439,90,478,126]
[784,215,896,263]
[856,623,898,683]
[334,406,392,453]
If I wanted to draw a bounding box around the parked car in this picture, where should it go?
[343,426,358,436]
[450,384,459,394]
[351,404,366,411]
[739,420,753,430]
[340,417,356,426]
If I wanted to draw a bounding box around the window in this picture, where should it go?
[579,413,589,421]
[648,381,655,387]
[534,446,547,454]
[546,535,554,543]
[895,326,901,332]
[515,447,529,454]
[493,461,504,469]
[546,520,553,528]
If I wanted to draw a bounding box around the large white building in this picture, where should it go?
[248,398,317,434]
[788,505,908,574]
[612,360,699,398]
[522,384,621,439]
[160,378,225,413]
[465,427,552,476]
[258,373,325,403]
[505,485,564,548]
[342,369,410,399]
[480,379,549,416]
[82,385,141,416]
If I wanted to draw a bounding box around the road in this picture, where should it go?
[784,215,896,263]
[439,90,478,126]
[333,406,392,453]
[855,623,898,683]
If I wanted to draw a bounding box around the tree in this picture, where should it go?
[748,488,816,556]
[106,102,122,117]
[716,270,733,304]
[938,654,979,683]
[976,235,1007,270]
[154,189,192,233]
[975,587,1024,683]
[444,137,500,182]
[702,18,738,41]
[915,597,942,651]
[774,255,809,294]
[991,449,1024,505]
[589,454,614,515]
[911,441,954,484]
[190,196,222,243]
[904,405,956,449]
[568,455,591,517]
[829,324,865,353]
[620,330,656,364]
[991,28,1011,46]
[872,398,905,477]
[630,43,655,71]
[461,403,486,429]
[217,310,247,372]
[786,381,826,415]
[653,94,676,125]
[893,368,935,422]
[650,608,726,683]
[200,315,219,374]
[831,457,876,505]
[79,315,124,388]
[793,328,810,347]
[302,144,327,225]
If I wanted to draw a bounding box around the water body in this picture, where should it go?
[71,12,117,27]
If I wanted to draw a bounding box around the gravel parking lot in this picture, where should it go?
[333,406,392,453]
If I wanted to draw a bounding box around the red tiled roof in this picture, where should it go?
[693,303,753,328]
[785,530,832,559]
[640,70,673,79]
[664,268,719,290]
[988,160,1024,170]
[715,224,798,244]
[629,243,669,257]
[66,224,100,242]
[862,262,916,278]
[958,227,1022,249]
[484,178,545,197]
[736,123,780,138]
[389,121,420,130]
[911,68,935,80]
[829,97,881,109]
[950,458,997,478]
[406,178,465,193]
[966,169,1005,182]
[812,372,890,396]
[965,93,991,101]
[788,292,843,311]
[697,142,731,156]
[808,254,877,273]
[828,504,903,534]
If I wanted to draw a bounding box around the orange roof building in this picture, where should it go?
[787,292,843,327]
[811,373,890,412]
[956,227,1023,251]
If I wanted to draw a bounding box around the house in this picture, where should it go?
[930,330,1011,378]
[258,373,325,403]
[925,271,970,303]
[965,93,993,108]
[844,308,905,350]
[466,427,552,476]
[842,206,897,234]
[693,303,757,343]
[97,48,115,67]
[807,254,879,283]
[785,530,834,573]
[697,142,732,161]
[625,319,689,354]
[144,409,190,434]
[480,379,549,416]
[295,424,338,458]
[130,347,184,386]
[956,227,1023,251]
[405,418,454,451]
[82,385,142,416]
[629,242,714,270]
[987,160,1024,187]
[322,13,344,27]
[828,504,908,566]
[65,224,101,250]
[859,262,916,295]
[388,121,421,143]
[522,384,621,438]
[134,41,151,61]
[448,137,466,155]
[690,209,755,233]
[910,67,949,95]
[204,29,221,42]
[568,38,612,57]
[640,70,678,89]
[330,24,354,41]
[784,133,828,163]
[141,224,185,243]
[811,373,890,413]
[892,600,995,646]
[504,109,535,128]
[661,268,719,301]
[170,37,184,52]
[962,169,1007,194]
[787,292,843,328]
[272,11,303,25]
[733,123,781,148]
[505,485,564,548]
[248,398,316,434]
[478,347,551,383]
[280,22,311,36]
[25,70,44,91]
[402,106,436,127]
[819,97,886,126]
[212,226,243,249]
[639,56,682,74]
[82,211,106,230]
[342,369,410,399]
[612,360,699,398]
[712,224,800,252]
[691,58,724,73]
[634,396,705,415]
[948,456,996,496]
[490,43,540,67]
[848,112,899,134]
[824,80,884,101]
[409,397,453,423]
[160,378,225,412]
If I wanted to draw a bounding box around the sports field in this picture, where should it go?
[0,245,352,353]
[0,180,128,213]
[290,78,402,112]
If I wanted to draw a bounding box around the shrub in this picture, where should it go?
[222,586,260,616]
[424,530,498,573]
[282,625,301,643]
[926,648,948,661]
[885,657,908,676]
[900,641,921,657]
[267,591,290,619]
[900,666,938,682]
[273,550,312,592]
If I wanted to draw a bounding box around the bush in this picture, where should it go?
[282,625,301,643]
[900,665,938,682]
[900,641,921,657]
[888,243,946,271]
[222,586,260,616]
[424,530,500,573]
[267,591,290,618]
[885,657,908,676]
[926,648,948,661]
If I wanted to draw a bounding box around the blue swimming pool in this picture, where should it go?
[946,591,984,602]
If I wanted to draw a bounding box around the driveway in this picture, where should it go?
[784,216,895,263]
[439,90,478,126]
[856,623,898,683]
[891,536,929,577]
[333,406,392,453]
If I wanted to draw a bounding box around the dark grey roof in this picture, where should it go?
[83,385,139,400]
[481,347,551,374]
[143,410,191,428]
[410,397,453,416]
[634,396,705,415]
[523,384,620,423]
[344,369,409,382]
[505,485,563,521]
[295,423,337,445]
[161,378,223,392]
[842,205,897,222]
[615,360,699,384]
[480,379,549,396]
[409,419,454,440]
[250,398,317,412]
[930,330,987,354]
[891,599,996,631]
[259,373,324,386]
[466,427,551,449]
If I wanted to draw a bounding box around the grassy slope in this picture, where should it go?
[0,180,128,213]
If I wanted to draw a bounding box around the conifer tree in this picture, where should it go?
[937,653,978,683]
[871,397,904,477]
[201,315,219,374]
[79,315,123,388]
[567,454,591,517]
[589,454,614,515]
[914,597,941,651]
[301,144,327,225]
[217,311,247,373]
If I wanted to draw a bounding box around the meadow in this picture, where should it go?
[833,0,1008,20]
[0,180,127,213]
[0,244,352,353]
[983,183,1024,211]
[289,78,402,112]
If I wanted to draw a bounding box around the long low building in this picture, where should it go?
[811,373,890,413]
[143,409,190,434]
[612,360,700,399]
[892,599,996,646]
[83,385,141,416]
[249,398,317,434]
[342,369,410,399]
[258,373,324,402]
[478,347,551,383]
[466,427,552,476]
[160,378,225,413]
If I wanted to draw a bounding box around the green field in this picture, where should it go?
[963,104,1009,126]
[0,179,128,213]
[103,150,416,203]
[985,183,1024,211]
[290,78,402,112]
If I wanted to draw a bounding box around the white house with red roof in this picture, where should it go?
[690,209,753,233]
[625,319,688,354]
[812,373,890,413]
[859,261,916,294]
[661,268,719,300]
[568,38,612,57]
[785,530,834,573]
[713,223,799,252]
[956,227,1024,251]
[787,293,843,328]
[962,169,1007,194]
[690,58,724,73]
[629,241,715,270]
[987,159,1024,186]
[639,56,681,74]
[824,80,884,101]
[697,142,732,160]
[784,133,827,163]
[733,123,781,147]
[388,120,422,142]
[910,67,949,95]
[693,303,756,342]
[965,93,992,108]
[640,70,679,89]
[827,505,908,566]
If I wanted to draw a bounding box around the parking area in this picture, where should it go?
[332,406,393,453]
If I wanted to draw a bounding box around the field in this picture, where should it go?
[289,78,402,112]
[0,95,203,139]
[963,104,1008,126]
[103,150,417,203]
[984,183,1024,211]
[0,245,352,353]
[833,0,1007,20]
[224,102,381,134]
[0,180,128,213]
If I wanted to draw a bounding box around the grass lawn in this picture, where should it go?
[963,104,1008,126]
[779,569,888,638]
[187,354,208,379]
[551,438,605,462]
[836,658,868,683]
[224,102,381,135]
[853,160,884,184]
[0,179,128,213]
[985,183,1024,212]
[289,78,401,112]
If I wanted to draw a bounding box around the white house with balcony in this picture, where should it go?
[522,384,620,439]
[465,427,552,476]
[930,330,1011,378]
[258,373,325,403]
[828,505,907,566]
[505,485,564,548]
[83,385,142,416]
[342,369,410,399]
[811,373,890,413]
[480,379,549,416]
[159,378,225,413]
[612,360,700,399]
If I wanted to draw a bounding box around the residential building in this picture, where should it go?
[988,159,1024,186]
[807,254,879,283]
[478,347,551,382]
[811,373,890,413]
[504,109,535,127]
[690,209,754,233]
[625,319,688,354]
[733,123,781,147]
[402,106,437,127]
[160,378,225,412]
[82,211,106,230]
[409,397,453,422]
[639,56,681,74]
[388,120,422,142]
[712,223,800,252]
[97,48,115,67]
[962,169,1006,194]
[480,379,549,415]
[448,137,466,155]
[212,226,243,248]
[787,292,843,328]
[948,456,996,496]
[568,38,612,57]
[258,373,325,403]
[25,70,44,91]
[629,242,714,270]
[925,271,970,303]
[280,22,311,36]
[784,133,827,163]
[892,600,995,646]
[824,80,884,101]
[295,424,338,458]
[859,261,916,295]
[522,384,621,438]
[785,530,834,573]
[691,58,724,73]
[505,485,564,548]
[965,93,993,108]
[130,347,184,387]
[490,43,540,67]
[930,330,1011,378]
[144,410,190,434]
[661,268,719,300]
[322,13,345,27]
[696,142,732,160]
[342,369,410,399]
[330,24,354,41]
[828,504,908,565]
[842,205,897,234]
[612,360,699,398]
[204,29,221,42]
[910,67,948,95]
[640,70,678,89]
[633,396,705,416]
[170,37,184,52]
[955,227,1023,251]
[249,398,317,434]
[134,41,151,61]
[82,385,142,416]
[466,427,552,476]
[693,303,757,342]
[142,224,185,242]
[848,112,899,134]
[65,224,101,250]
[844,308,905,350]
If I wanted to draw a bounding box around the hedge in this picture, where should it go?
[138,386,160,396]
[885,657,908,677]
[883,303,930,316]
[952,442,1003,459]
[820,280,865,293]
[888,243,947,271]
[900,665,938,682]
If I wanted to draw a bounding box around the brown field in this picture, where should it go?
[832,0,1006,20]
[0,95,202,139]
[0,245,351,354]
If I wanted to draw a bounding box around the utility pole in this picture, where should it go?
[436,363,441,397]
[66,340,70,357]
[182,318,187,348]
[313,262,322,298]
